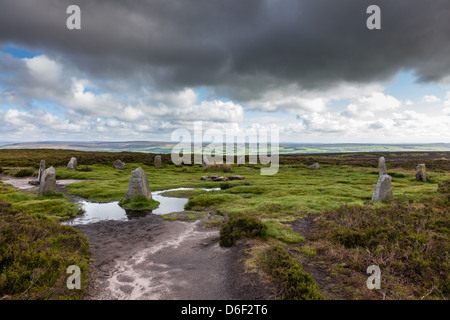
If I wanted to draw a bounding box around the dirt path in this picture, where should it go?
[75,215,270,300]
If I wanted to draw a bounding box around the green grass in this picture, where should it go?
[264,219,304,244]
[0,182,82,221]
[118,195,160,211]
[162,211,206,221]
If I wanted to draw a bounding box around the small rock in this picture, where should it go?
[307,163,320,170]
[67,157,77,170]
[228,175,245,180]
[154,155,162,169]
[212,176,228,182]
[415,164,429,181]
[113,159,126,170]
[200,176,212,181]
[38,167,56,196]
[125,167,152,200]
[372,174,393,202]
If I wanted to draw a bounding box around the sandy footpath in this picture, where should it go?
[75,215,271,300]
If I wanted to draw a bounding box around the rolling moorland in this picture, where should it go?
[1,141,450,154]
[0,149,448,300]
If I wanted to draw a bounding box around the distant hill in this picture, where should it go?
[1,141,450,154]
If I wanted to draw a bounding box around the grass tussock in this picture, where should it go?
[0,199,91,300]
[259,245,323,300]
[118,195,160,211]
[219,216,268,247]
[203,163,232,173]
[14,169,35,178]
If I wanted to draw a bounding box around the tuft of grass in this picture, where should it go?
[77,166,92,172]
[259,245,323,300]
[162,211,206,221]
[14,169,35,177]
[219,216,268,247]
[265,219,304,244]
[204,163,232,173]
[185,193,240,210]
[118,195,160,211]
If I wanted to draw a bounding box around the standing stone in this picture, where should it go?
[378,156,387,176]
[307,163,320,170]
[67,157,77,170]
[237,155,245,166]
[37,160,45,184]
[125,167,152,200]
[415,164,429,182]
[154,155,162,169]
[38,167,56,196]
[372,174,393,202]
[113,159,126,170]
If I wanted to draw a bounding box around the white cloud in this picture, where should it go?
[422,95,441,103]
[343,92,402,119]
[24,55,61,85]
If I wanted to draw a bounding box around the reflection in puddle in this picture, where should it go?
[63,188,219,225]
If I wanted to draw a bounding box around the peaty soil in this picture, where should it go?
[75,215,272,300]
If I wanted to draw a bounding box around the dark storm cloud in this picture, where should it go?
[1,0,449,101]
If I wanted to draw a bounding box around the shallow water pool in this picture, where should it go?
[63,188,219,225]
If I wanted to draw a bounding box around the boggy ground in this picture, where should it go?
[75,215,271,300]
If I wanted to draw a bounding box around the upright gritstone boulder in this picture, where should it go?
[125,167,152,200]
[67,157,77,170]
[38,167,56,196]
[372,174,393,202]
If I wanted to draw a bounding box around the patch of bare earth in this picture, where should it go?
[75,215,272,300]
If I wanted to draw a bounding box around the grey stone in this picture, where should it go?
[415,164,429,181]
[200,176,212,181]
[372,174,393,202]
[67,157,77,170]
[154,155,162,169]
[113,159,126,170]
[378,156,387,176]
[228,175,245,180]
[125,167,152,200]
[212,176,228,182]
[38,167,56,196]
[307,163,320,170]
[37,160,45,184]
